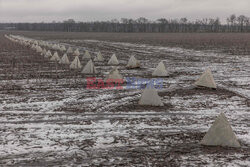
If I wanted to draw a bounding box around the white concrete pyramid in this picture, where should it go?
[25,42,30,47]
[127,55,140,68]
[34,40,38,45]
[70,56,82,69]
[73,49,81,56]
[45,50,52,58]
[81,59,97,74]
[138,88,164,106]
[31,44,36,50]
[152,61,169,77]
[83,50,91,59]
[50,52,60,62]
[201,113,240,148]
[41,41,47,47]
[47,43,53,49]
[94,52,104,62]
[60,45,66,52]
[52,44,60,50]
[56,44,61,50]
[41,48,47,56]
[108,54,119,65]
[105,68,123,81]
[36,46,43,53]
[51,44,56,49]
[194,68,216,89]
[67,47,73,54]
[59,53,70,65]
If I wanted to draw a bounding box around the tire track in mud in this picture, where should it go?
[94,91,141,112]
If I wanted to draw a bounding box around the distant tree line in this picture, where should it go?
[0,14,250,33]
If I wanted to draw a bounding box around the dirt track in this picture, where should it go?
[0,31,249,166]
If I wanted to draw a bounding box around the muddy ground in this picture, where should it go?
[8,31,250,55]
[0,31,249,166]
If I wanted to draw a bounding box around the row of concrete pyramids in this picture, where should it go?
[44,50,241,148]
[139,88,240,147]
[49,47,217,89]
[5,35,126,80]
[41,47,173,78]
[48,51,141,76]
[7,35,241,148]
[6,34,217,84]
[7,34,218,95]
[139,68,216,107]
[7,35,218,91]
[62,44,240,148]
[52,50,217,89]
[65,47,140,69]
[5,35,175,77]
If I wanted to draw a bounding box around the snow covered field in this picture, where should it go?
[0,32,249,166]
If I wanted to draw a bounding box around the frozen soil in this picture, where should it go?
[0,32,249,166]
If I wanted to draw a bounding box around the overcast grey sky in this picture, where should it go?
[0,0,249,23]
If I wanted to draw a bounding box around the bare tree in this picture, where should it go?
[237,15,248,32]
[1,14,249,33]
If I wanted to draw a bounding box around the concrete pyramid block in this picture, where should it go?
[82,59,97,74]
[127,55,140,68]
[52,44,60,50]
[73,49,81,57]
[83,50,91,59]
[94,52,104,62]
[60,45,66,52]
[45,50,52,58]
[152,61,169,77]
[56,44,61,50]
[59,53,70,65]
[23,41,27,46]
[50,52,60,62]
[41,48,47,56]
[194,68,216,89]
[36,46,43,53]
[105,67,123,81]
[67,47,73,54]
[34,40,38,45]
[201,113,240,148]
[108,54,119,65]
[47,43,53,49]
[70,56,82,69]
[52,44,57,50]
[31,44,36,50]
[44,42,49,47]
[139,88,164,106]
